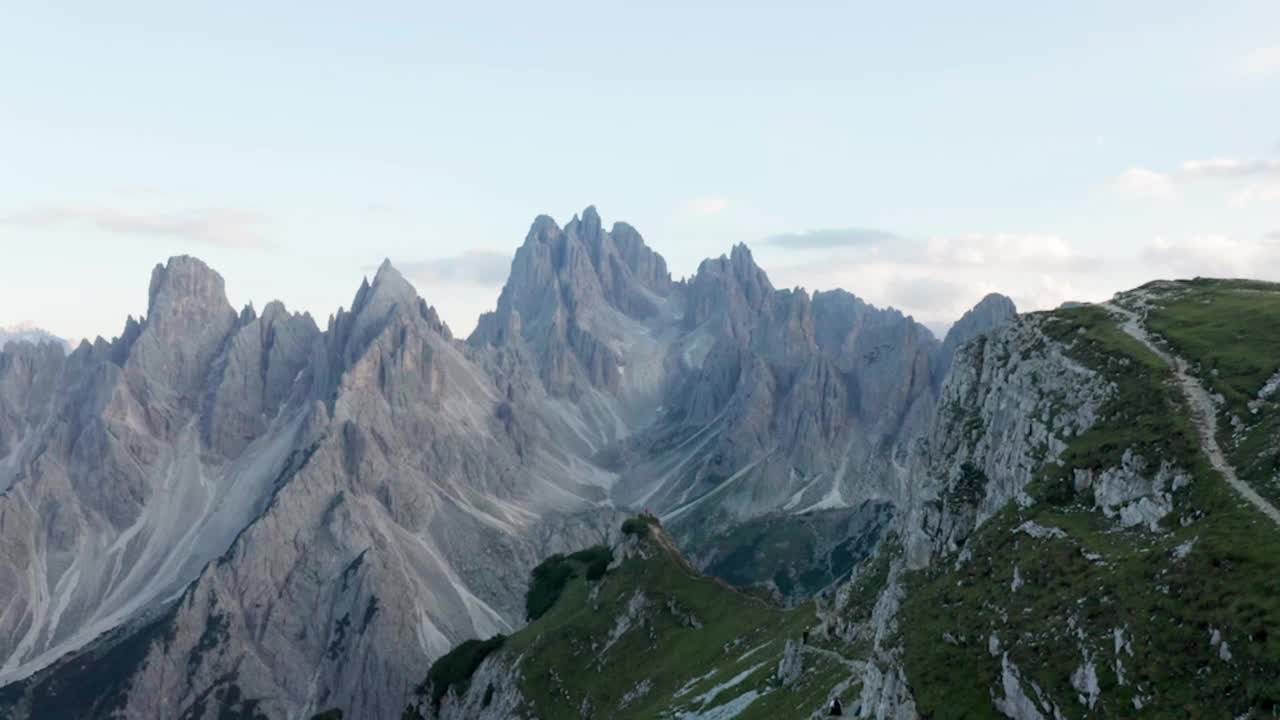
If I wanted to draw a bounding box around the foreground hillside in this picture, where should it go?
[406,516,863,720]
[899,279,1280,717]
[402,278,1280,720]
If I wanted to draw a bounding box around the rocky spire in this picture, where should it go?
[469,207,673,396]
[685,243,775,334]
[127,256,239,399]
[934,293,1018,384]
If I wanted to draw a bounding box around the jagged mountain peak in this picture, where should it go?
[472,207,669,357]
[569,204,603,238]
[348,259,423,326]
[371,258,417,299]
[146,255,233,322]
[525,214,562,243]
[934,292,1018,383]
[968,292,1017,317]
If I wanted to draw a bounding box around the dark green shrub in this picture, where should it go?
[526,555,575,621]
[525,545,614,620]
[569,545,612,580]
[947,462,990,505]
[422,634,506,708]
[621,517,651,537]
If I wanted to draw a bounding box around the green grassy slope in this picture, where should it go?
[901,299,1280,718]
[410,518,863,719]
[1145,279,1280,508]
[699,503,892,602]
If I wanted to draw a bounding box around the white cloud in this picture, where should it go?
[1231,181,1280,207]
[1,205,266,248]
[765,227,904,249]
[761,227,1108,328]
[1114,168,1175,198]
[1143,233,1280,278]
[394,251,512,286]
[686,196,729,215]
[1113,157,1280,204]
[1179,158,1280,178]
[1238,47,1280,77]
[924,233,1101,272]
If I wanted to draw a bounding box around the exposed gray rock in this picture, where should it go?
[1073,449,1188,531]
[420,653,529,720]
[934,293,1017,384]
[994,653,1047,720]
[903,313,1110,567]
[0,208,1023,719]
[776,639,802,686]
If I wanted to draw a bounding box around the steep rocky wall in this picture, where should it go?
[902,313,1110,568]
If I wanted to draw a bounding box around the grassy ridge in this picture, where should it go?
[902,300,1280,717]
[1146,280,1280,508]
[509,525,853,718]
[410,518,865,719]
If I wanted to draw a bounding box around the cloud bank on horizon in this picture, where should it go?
[0,4,1277,342]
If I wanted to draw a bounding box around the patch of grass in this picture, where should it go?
[1147,281,1280,412]
[1031,305,1199,506]
[445,524,861,719]
[701,504,892,602]
[840,535,896,624]
[1147,280,1280,507]
[902,301,1280,718]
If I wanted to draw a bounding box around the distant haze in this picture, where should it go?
[1,3,1278,341]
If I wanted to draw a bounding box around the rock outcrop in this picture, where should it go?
[0,209,1020,719]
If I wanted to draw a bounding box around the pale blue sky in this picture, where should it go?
[2,2,1279,342]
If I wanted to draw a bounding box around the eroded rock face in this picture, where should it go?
[418,653,529,720]
[471,207,674,398]
[117,264,626,719]
[902,314,1110,567]
[0,256,313,686]
[0,209,1020,719]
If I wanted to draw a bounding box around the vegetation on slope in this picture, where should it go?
[409,516,864,719]
[1145,279,1280,508]
[526,545,613,621]
[901,300,1280,717]
[418,634,507,708]
[700,503,892,602]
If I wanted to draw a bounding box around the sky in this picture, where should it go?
[2,2,1279,343]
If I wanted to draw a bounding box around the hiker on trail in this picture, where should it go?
[802,630,809,644]
[829,697,843,716]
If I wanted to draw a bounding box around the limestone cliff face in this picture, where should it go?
[0,341,64,474]
[850,303,1205,719]
[416,654,529,720]
[613,246,994,539]
[470,207,674,398]
[0,210,1018,720]
[903,314,1110,567]
[0,257,317,687]
[118,264,624,720]
[933,292,1018,385]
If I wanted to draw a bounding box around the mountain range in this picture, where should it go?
[410,277,1280,720]
[5,207,1275,718]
